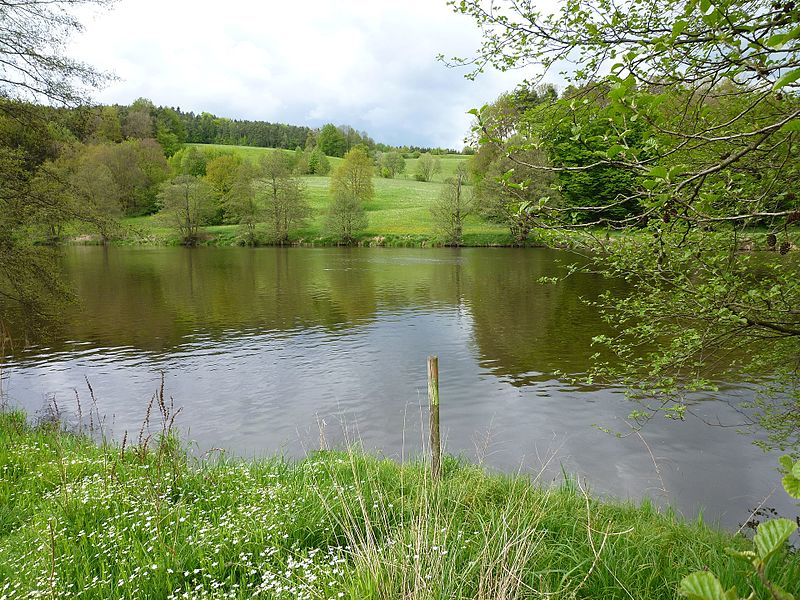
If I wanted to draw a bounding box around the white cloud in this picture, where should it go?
[69,0,547,147]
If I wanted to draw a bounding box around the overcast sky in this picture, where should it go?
[68,0,546,148]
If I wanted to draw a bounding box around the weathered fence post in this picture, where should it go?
[427,355,441,481]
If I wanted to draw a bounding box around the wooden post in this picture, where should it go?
[427,355,441,481]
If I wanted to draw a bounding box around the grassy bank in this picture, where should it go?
[1,412,797,599]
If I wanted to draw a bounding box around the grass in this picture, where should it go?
[190,144,467,184]
[189,143,345,172]
[297,176,504,239]
[109,171,513,248]
[71,144,798,249]
[178,144,494,246]
[1,410,798,599]
[72,142,509,247]
[402,153,468,182]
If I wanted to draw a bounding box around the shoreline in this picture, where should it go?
[64,231,548,249]
[2,409,798,599]
[58,224,794,252]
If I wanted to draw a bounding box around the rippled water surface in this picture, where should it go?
[1,246,791,527]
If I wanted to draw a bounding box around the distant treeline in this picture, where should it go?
[177,109,462,156]
[182,112,311,149]
[73,98,466,158]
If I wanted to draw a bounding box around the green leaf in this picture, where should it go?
[669,165,687,178]
[774,69,800,91]
[648,166,668,178]
[780,455,794,472]
[642,179,659,190]
[679,572,734,600]
[785,474,800,498]
[766,33,788,49]
[793,459,800,479]
[754,519,797,560]
[609,86,628,101]
[672,19,687,38]
[607,144,626,158]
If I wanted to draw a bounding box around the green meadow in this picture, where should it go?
[189,143,468,183]
[111,144,512,247]
[3,411,797,600]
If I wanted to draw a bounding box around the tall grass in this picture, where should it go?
[1,409,797,599]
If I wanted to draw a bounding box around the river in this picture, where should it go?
[0,246,792,528]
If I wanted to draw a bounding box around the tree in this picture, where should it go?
[204,153,242,224]
[122,99,155,139]
[172,146,208,177]
[204,154,241,197]
[431,163,473,246]
[0,151,72,331]
[535,86,646,223]
[307,146,331,175]
[47,145,123,243]
[258,150,310,243]
[28,158,75,244]
[318,124,347,157]
[304,130,317,149]
[0,0,114,105]
[89,139,169,216]
[0,0,115,332]
[473,143,557,244]
[379,151,406,178]
[157,176,214,246]
[327,146,372,243]
[74,167,121,241]
[451,0,800,449]
[469,88,561,243]
[414,153,442,182]
[89,105,123,143]
[155,106,186,157]
[224,163,261,245]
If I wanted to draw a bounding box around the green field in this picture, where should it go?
[298,176,503,238]
[189,143,468,184]
[3,411,796,599]
[403,153,468,181]
[188,143,344,171]
[112,144,511,247]
[120,174,509,247]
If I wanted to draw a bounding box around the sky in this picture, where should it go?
[68,0,546,148]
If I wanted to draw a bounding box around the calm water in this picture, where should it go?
[1,246,792,528]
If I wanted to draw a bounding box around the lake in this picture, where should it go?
[0,246,792,528]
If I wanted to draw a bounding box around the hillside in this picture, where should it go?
[110,144,513,247]
[189,143,469,184]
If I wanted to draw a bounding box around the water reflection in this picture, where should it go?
[0,246,792,528]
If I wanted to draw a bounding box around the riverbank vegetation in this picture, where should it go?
[1,410,798,599]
